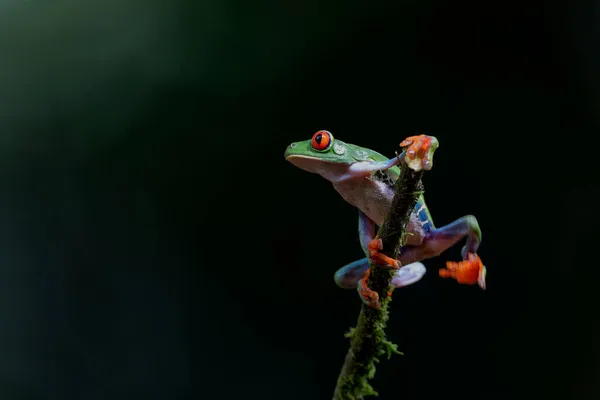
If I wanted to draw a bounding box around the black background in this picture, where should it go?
[0,1,599,399]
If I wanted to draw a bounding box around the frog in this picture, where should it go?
[284,130,485,308]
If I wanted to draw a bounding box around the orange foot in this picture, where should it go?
[367,237,400,269]
[358,268,380,309]
[399,134,438,171]
[439,253,486,290]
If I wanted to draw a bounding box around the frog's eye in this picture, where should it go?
[311,130,333,151]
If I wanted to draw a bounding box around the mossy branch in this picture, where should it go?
[332,162,425,400]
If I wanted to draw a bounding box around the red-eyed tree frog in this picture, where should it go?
[284,131,486,308]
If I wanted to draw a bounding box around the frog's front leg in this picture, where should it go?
[342,157,401,180]
[339,134,438,181]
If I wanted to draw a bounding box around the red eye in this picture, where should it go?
[311,130,332,151]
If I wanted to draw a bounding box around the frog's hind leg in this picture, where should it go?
[334,257,426,290]
[396,215,482,265]
[334,258,370,289]
[334,210,426,290]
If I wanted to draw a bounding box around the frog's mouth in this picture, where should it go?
[285,154,351,181]
[285,154,332,174]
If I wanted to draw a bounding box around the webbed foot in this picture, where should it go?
[439,253,486,290]
[400,134,439,171]
[368,237,400,269]
[357,268,381,310]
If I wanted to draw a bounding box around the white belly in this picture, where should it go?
[333,178,392,226]
[333,178,426,246]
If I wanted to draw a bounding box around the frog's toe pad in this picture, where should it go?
[357,279,381,309]
[400,134,438,171]
[391,262,426,288]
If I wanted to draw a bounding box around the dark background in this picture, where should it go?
[0,0,599,399]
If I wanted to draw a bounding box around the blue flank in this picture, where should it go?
[414,196,435,232]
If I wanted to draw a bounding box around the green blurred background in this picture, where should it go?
[0,0,599,399]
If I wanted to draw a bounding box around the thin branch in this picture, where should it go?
[333,162,425,400]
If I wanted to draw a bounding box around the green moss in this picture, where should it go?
[332,166,426,399]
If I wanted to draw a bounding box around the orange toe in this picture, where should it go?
[440,253,485,287]
[400,134,431,159]
[368,237,400,269]
[359,268,381,309]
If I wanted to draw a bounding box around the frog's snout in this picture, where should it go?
[284,142,297,159]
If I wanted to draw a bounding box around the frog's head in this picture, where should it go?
[284,130,371,180]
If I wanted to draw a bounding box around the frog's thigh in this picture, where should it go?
[397,215,482,264]
[404,214,427,246]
